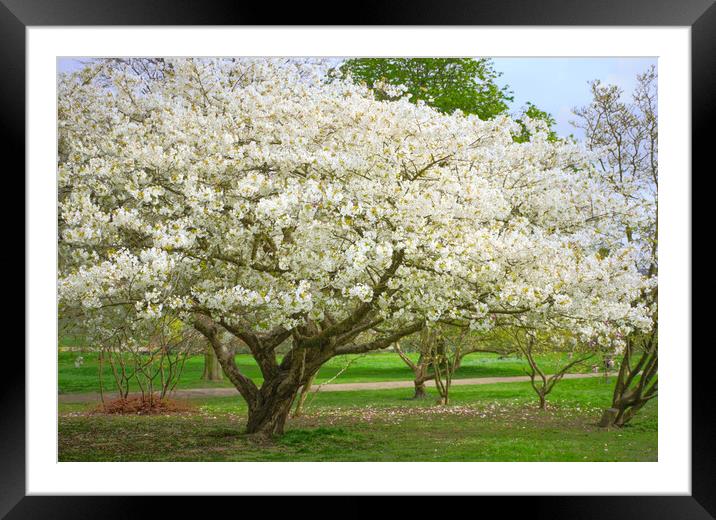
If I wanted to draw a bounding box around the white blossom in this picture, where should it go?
[57,58,651,343]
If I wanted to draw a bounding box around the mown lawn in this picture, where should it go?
[58,377,656,462]
[58,349,600,394]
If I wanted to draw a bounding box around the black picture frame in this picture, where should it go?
[5,0,710,515]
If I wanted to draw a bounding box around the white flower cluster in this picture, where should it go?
[57,58,653,343]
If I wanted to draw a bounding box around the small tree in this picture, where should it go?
[510,327,594,410]
[426,328,462,405]
[395,326,516,401]
[98,315,192,407]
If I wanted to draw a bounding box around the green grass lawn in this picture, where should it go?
[58,377,656,462]
[58,349,599,394]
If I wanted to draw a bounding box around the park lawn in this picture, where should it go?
[58,349,598,394]
[58,377,657,462]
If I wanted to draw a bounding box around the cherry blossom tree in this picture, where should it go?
[58,58,650,437]
[572,67,658,427]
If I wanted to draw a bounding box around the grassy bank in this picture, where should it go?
[58,377,656,462]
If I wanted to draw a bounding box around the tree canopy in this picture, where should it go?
[57,58,651,435]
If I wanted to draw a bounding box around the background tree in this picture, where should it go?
[510,326,594,410]
[572,66,658,427]
[394,338,434,399]
[395,326,516,400]
[572,66,657,277]
[395,327,460,403]
[334,58,512,119]
[336,58,557,144]
[513,102,560,143]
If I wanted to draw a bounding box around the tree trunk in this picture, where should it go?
[436,394,449,406]
[538,392,546,410]
[201,343,223,381]
[194,315,307,438]
[192,312,424,438]
[245,383,300,437]
[599,332,657,428]
[598,407,620,427]
[293,373,317,417]
[413,380,428,399]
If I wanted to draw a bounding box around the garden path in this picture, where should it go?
[58,371,612,403]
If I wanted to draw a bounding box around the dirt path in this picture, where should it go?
[58,372,611,404]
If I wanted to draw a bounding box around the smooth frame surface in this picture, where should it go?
[26,25,690,496]
[5,0,712,516]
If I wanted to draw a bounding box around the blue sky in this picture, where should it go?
[492,57,656,137]
[58,57,656,139]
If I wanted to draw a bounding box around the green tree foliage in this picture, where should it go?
[334,58,512,119]
[336,58,558,143]
[514,102,560,143]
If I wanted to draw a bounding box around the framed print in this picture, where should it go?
[5,0,711,515]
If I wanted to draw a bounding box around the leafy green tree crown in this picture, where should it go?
[514,102,560,143]
[334,58,512,120]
